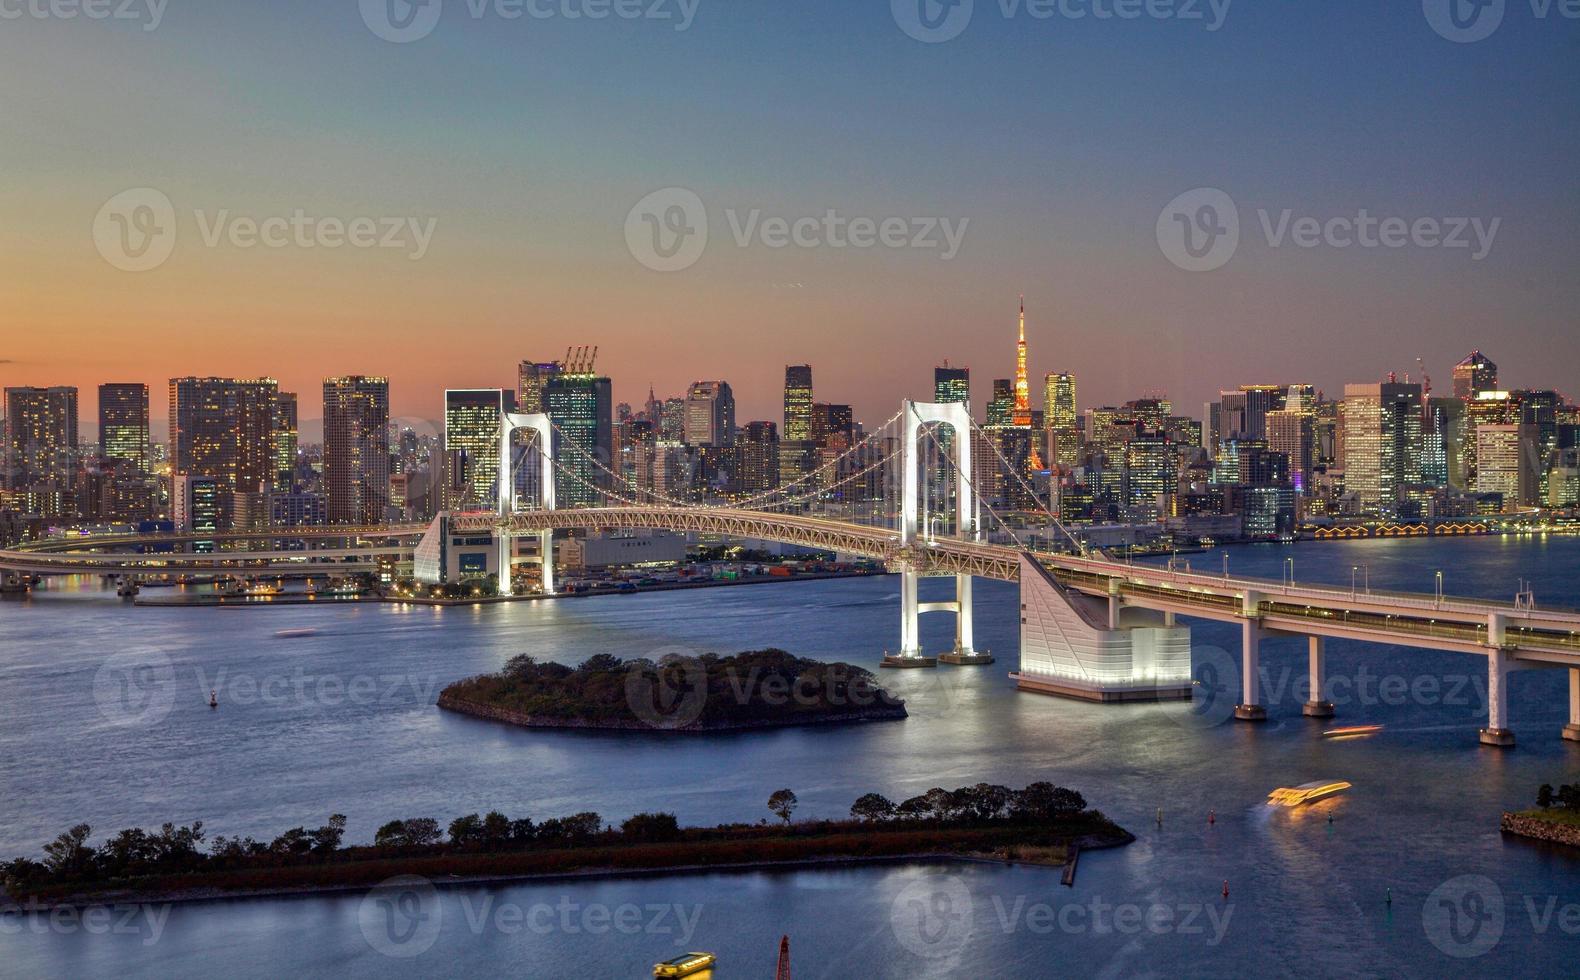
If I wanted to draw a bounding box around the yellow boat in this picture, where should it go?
[1267,780,1352,807]
[1322,725,1383,740]
[654,952,717,977]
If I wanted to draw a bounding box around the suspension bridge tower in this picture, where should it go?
[498,412,556,595]
[883,400,994,668]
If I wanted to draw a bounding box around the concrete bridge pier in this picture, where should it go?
[1480,639,1516,748]
[1302,636,1335,718]
[938,573,993,666]
[1234,619,1267,721]
[1564,668,1580,743]
[883,567,937,668]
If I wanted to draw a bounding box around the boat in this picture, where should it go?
[1322,724,1384,740]
[653,952,716,977]
[274,628,320,639]
[1267,780,1352,807]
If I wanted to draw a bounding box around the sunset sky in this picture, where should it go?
[2,1,1577,436]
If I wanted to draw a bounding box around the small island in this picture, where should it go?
[438,649,908,732]
[1502,782,1580,849]
[1,783,1132,908]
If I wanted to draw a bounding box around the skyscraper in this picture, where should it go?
[168,377,278,529]
[934,363,970,405]
[1267,406,1315,493]
[444,389,511,510]
[1476,423,1538,511]
[1045,373,1077,431]
[323,376,391,525]
[783,365,813,442]
[97,383,149,473]
[4,386,79,516]
[685,381,735,448]
[1341,382,1423,515]
[544,371,613,508]
[272,391,298,493]
[1453,351,1498,401]
[517,360,560,414]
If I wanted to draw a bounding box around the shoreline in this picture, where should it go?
[0,832,1133,914]
[436,692,908,733]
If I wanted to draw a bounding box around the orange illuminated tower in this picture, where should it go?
[1013,297,1045,470]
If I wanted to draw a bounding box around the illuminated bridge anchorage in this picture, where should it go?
[6,399,1580,747]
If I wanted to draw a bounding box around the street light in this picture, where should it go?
[1284,557,1295,587]
[1435,570,1444,608]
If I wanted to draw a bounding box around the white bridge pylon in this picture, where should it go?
[498,412,555,595]
[892,400,989,667]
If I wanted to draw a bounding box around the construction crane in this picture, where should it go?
[1417,356,1433,425]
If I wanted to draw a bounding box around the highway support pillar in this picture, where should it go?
[1302,636,1335,718]
[1235,619,1267,721]
[1480,632,1515,748]
[1564,668,1580,743]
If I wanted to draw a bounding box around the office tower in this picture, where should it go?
[1267,407,1315,492]
[811,403,854,450]
[783,366,814,442]
[272,391,298,493]
[1476,424,1539,511]
[659,398,687,443]
[1464,390,1519,486]
[1124,435,1175,512]
[323,376,391,525]
[97,383,149,473]
[739,421,780,495]
[1518,390,1561,502]
[517,360,560,415]
[545,370,613,508]
[1341,382,1423,515]
[935,363,970,405]
[173,474,221,551]
[444,389,511,510]
[986,379,1014,427]
[4,386,79,517]
[684,381,735,447]
[1045,373,1077,430]
[1453,350,1498,401]
[168,377,278,529]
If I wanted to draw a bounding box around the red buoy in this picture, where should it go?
[1222,880,1229,898]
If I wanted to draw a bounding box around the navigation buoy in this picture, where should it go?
[1222,880,1229,899]
[1208,809,1216,826]
[1156,808,1163,826]
[1385,888,1392,906]
[1328,813,1334,825]
[209,689,218,709]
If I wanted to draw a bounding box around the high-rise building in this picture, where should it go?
[545,372,613,508]
[272,391,298,493]
[783,366,813,442]
[684,381,735,448]
[739,421,780,495]
[1341,382,1423,515]
[986,379,1015,428]
[1453,350,1498,401]
[811,403,854,450]
[168,377,278,529]
[98,383,149,474]
[444,389,511,510]
[517,361,560,415]
[934,363,969,405]
[1045,373,1077,431]
[172,474,221,551]
[4,386,79,516]
[1476,423,1539,511]
[1266,407,1315,493]
[323,376,391,525]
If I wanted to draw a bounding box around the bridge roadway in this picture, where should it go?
[5,507,1579,665]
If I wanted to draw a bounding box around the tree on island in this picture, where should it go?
[850,793,897,823]
[768,789,799,825]
[1538,784,1555,809]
